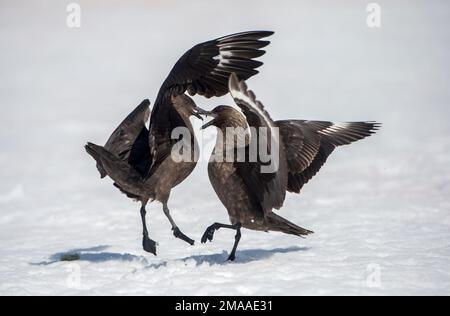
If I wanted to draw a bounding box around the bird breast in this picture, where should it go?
[208,161,261,226]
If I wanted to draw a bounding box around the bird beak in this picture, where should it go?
[201,117,216,130]
[193,106,210,121]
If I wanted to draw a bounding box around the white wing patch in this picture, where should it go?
[213,45,238,71]
[318,122,351,136]
[228,75,274,129]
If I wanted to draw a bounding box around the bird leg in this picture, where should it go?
[140,206,157,255]
[201,222,242,261]
[163,203,195,245]
[201,223,237,243]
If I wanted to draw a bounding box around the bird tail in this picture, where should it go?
[266,212,314,237]
[85,142,146,199]
[85,142,109,178]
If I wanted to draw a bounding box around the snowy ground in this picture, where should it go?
[1,0,449,296]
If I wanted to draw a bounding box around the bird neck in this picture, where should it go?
[176,108,195,135]
[212,126,250,160]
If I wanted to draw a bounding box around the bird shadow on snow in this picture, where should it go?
[30,245,309,267]
[30,245,148,266]
[147,246,310,269]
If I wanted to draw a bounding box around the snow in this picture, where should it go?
[1,0,449,296]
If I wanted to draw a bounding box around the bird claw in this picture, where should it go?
[142,236,157,256]
[173,227,195,245]
[201,226,216,244]
[228,254,236,262]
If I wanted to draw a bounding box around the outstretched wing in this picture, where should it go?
[162,30,274,98]
[229,73,288,214]
[276,120,381,193]
[96,99,152,178]
[149,31,273,174]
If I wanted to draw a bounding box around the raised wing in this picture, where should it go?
[149,31,273,174]
[229,73,288,214]
[96,99,152,178]
[277,120,380,193]
[162,30,274,98]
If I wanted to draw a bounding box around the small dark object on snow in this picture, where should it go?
[60,253,80,262]
[200,74,381,261]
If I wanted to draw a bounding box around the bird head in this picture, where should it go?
[201,106,247,130]
[171,94,208,120]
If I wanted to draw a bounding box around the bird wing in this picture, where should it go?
[276,120,381,193]
[162,30,274,98]
[96,99,152,178]
[148,31,273,176]
[229,73,288,214]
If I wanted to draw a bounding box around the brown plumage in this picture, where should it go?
[85,31,273,255]
[200,74,380,261]
[85,96,203,255]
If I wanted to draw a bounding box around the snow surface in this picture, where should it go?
[0,0,449,296]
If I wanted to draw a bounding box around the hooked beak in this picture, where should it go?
[201,120,215,130]
[201,114,217,130]
[193,106,210,121]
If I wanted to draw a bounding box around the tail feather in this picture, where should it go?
[85,142,107,178]
[266,212,313,237]
[85,142,146,199]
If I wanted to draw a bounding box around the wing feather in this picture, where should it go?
[149,31,274,173]
[96,99,151,178]
[228,74,288,214]
[277,120,381,193]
